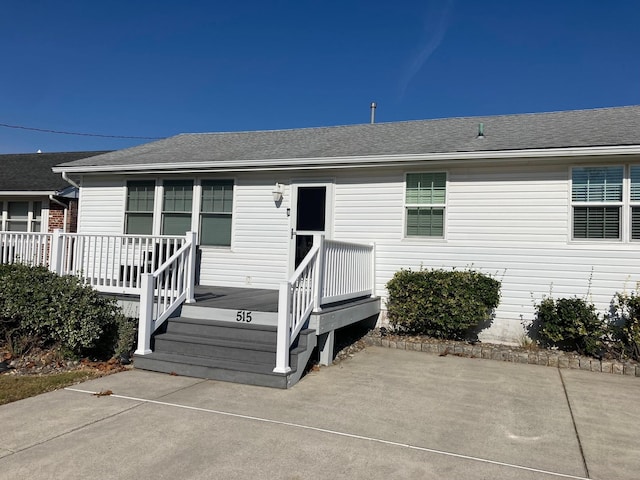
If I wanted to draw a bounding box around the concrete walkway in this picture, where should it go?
[1,347,638,479]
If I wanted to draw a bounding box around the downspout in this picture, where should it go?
[61,171,80,189]
[49,195,68,233]
[57,171,80,233]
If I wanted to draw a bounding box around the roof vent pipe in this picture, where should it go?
[477,122,485,138]
[370,102,377,124]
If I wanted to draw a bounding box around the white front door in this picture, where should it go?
[290,181,333,272]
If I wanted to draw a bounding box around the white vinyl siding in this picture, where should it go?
[405,172,446,237]
[571,166,623,239]
[77,177,126,234]
[333,164,640,344]
[200,180,233,247]
[74,162,640,345]
[198,176,289,288]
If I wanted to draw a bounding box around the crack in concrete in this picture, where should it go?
[558,368,590,478]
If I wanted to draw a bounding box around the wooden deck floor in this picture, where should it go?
[193,285,279,312]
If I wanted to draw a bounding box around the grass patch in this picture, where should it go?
[0,370,102,406]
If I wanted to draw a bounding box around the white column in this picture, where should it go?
[273,281,292,374]
[135,273,154,355]
[49,229,64,275]
[185,231,197,303]
[370,242,376,297]
[313,234,325,311]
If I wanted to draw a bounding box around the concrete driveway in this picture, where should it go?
[1,346,638,479]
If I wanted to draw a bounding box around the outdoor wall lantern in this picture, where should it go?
[272,183,284,203]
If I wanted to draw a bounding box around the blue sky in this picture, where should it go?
[1,0,639,153]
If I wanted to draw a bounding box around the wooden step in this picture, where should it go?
[165,317,277,343]
[134,313,316,389]
[154,333,277,364]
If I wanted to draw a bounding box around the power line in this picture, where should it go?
[0,122,166,140]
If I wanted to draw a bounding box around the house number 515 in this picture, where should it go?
[236,311,252,322]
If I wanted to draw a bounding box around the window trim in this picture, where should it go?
[569,164,640,242]
[124,179,157,235]
[199,178,234,247]
[0,199,46,233]
[161,179,195,236]
[122,178,235,248]
[403,171,448,240]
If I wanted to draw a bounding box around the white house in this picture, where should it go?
[17,104,636,387]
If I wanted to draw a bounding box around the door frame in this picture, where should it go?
[287,178,334,276]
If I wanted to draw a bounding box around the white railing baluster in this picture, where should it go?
[273,235,376,374]
[134,232,195,356]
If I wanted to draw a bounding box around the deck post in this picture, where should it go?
[185,231,197,303]
[49,229,64,275]
[318,330,335,366]
[313,234,325,312]
[370,242,376,297]
[135,273,154,355]
[273,281,292,374]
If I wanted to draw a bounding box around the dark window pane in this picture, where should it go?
[406,207,444,237]
[162,213,191,236]
[296,187,326,231]
[200,214,232,246]
[126,213,153,235]
[573,207,620,239]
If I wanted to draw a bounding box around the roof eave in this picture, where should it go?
[52,145,640,175]
[0,190,58,196]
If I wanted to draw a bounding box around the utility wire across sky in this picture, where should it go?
[0,122,165,140]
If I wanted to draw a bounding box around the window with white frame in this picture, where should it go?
[125,180,155,235]
[1,201,43,232]
[162,179,194,236]
[200,179,233,246]
[31,201,42,232]
[630,166,640,240]
[571,166,623,239]
[405,172,446,238]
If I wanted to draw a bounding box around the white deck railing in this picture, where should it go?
[51,232,188,294]
[0,232,51,267]
[274,235,375,374]
[0,229,197,358]
[321,238,375,305]
[135,232,197,355]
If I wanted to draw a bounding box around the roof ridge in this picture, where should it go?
[172,104,640,138]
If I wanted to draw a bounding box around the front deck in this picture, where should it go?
[1,230,380,388]
[119,285,379,388]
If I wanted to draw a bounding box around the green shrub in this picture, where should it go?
[386,268,501,340]
[0,264,133,359]
[607,291,640,361]
[530,296,605,356]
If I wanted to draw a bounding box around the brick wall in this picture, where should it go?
[47,199,78,233]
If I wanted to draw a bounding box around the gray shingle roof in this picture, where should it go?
[0,151,110,191]
[56,106,640,172]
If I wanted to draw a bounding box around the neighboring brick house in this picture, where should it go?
[0,151,109,233]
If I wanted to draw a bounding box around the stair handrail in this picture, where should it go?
[273,236,323,374]
[135,231,197,355]
[273,234,376,374]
